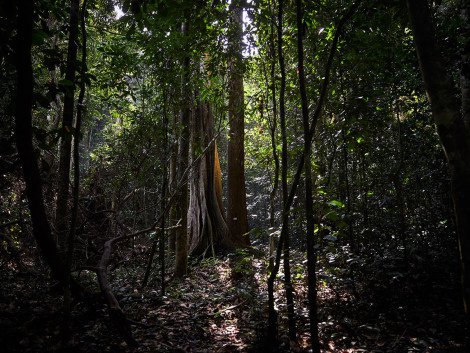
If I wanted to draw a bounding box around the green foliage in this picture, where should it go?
[0,0,465,349]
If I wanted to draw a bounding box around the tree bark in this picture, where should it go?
[188,99,238,255]
[96,231,137,347]
[55,0,80,248]
[14,0,70,287]
[175,19,191,277]
[63,0,88,339]
[168,110,178,253]
[267,0,362,347]
[268,5,280,270]
[227,1,249,246]
[268,0,297,345]
[214,140,224,215]
[296,0,320,350]
[408,0,470,339]
[277,0,296,341]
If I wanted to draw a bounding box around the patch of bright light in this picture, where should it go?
[114,5,124,19]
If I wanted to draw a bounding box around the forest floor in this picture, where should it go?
[0,241,467,352]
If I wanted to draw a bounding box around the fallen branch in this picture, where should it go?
[86,220,183,347]
[95,231,138,348]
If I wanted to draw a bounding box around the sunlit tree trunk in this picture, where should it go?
[55,0,79,249]
[227,1,249,246]
[188,96,239,255]
[408,0,470,341]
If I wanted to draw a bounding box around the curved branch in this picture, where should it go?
[95,231,138,347]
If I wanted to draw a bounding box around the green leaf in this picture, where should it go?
[328,200,345,208]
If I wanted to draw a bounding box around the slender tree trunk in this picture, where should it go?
[278,0,296,340]
[43,24,62,182]
[160,95,169,297]
[341,132,354,251]
[62,0,87,340]
[296,0,320,350]
[55,0,80,249]
[340,129,358,296]
[266,1,361,348]
[360,150,369,230]
[408,0,470,341]
[168,111,178,253]
[159,187,166,296]
[391,56,408,263]
[175,19,191,277]
[142,231,158,288]
[142,108,168,290]
[392,116,407,262]
[267,0,296,344]
[269,9,280,269]
[227,1,249,246]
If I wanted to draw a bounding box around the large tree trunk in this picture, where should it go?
[188,99,238,255]
[55,0,80,248]
[227,1,249,246]
[407,0,470,339]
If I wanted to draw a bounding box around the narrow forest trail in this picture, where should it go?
[0,243,466,352]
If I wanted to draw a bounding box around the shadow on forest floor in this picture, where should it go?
[0,242,466,352]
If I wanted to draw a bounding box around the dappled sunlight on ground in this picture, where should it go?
[0,242,466,352]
